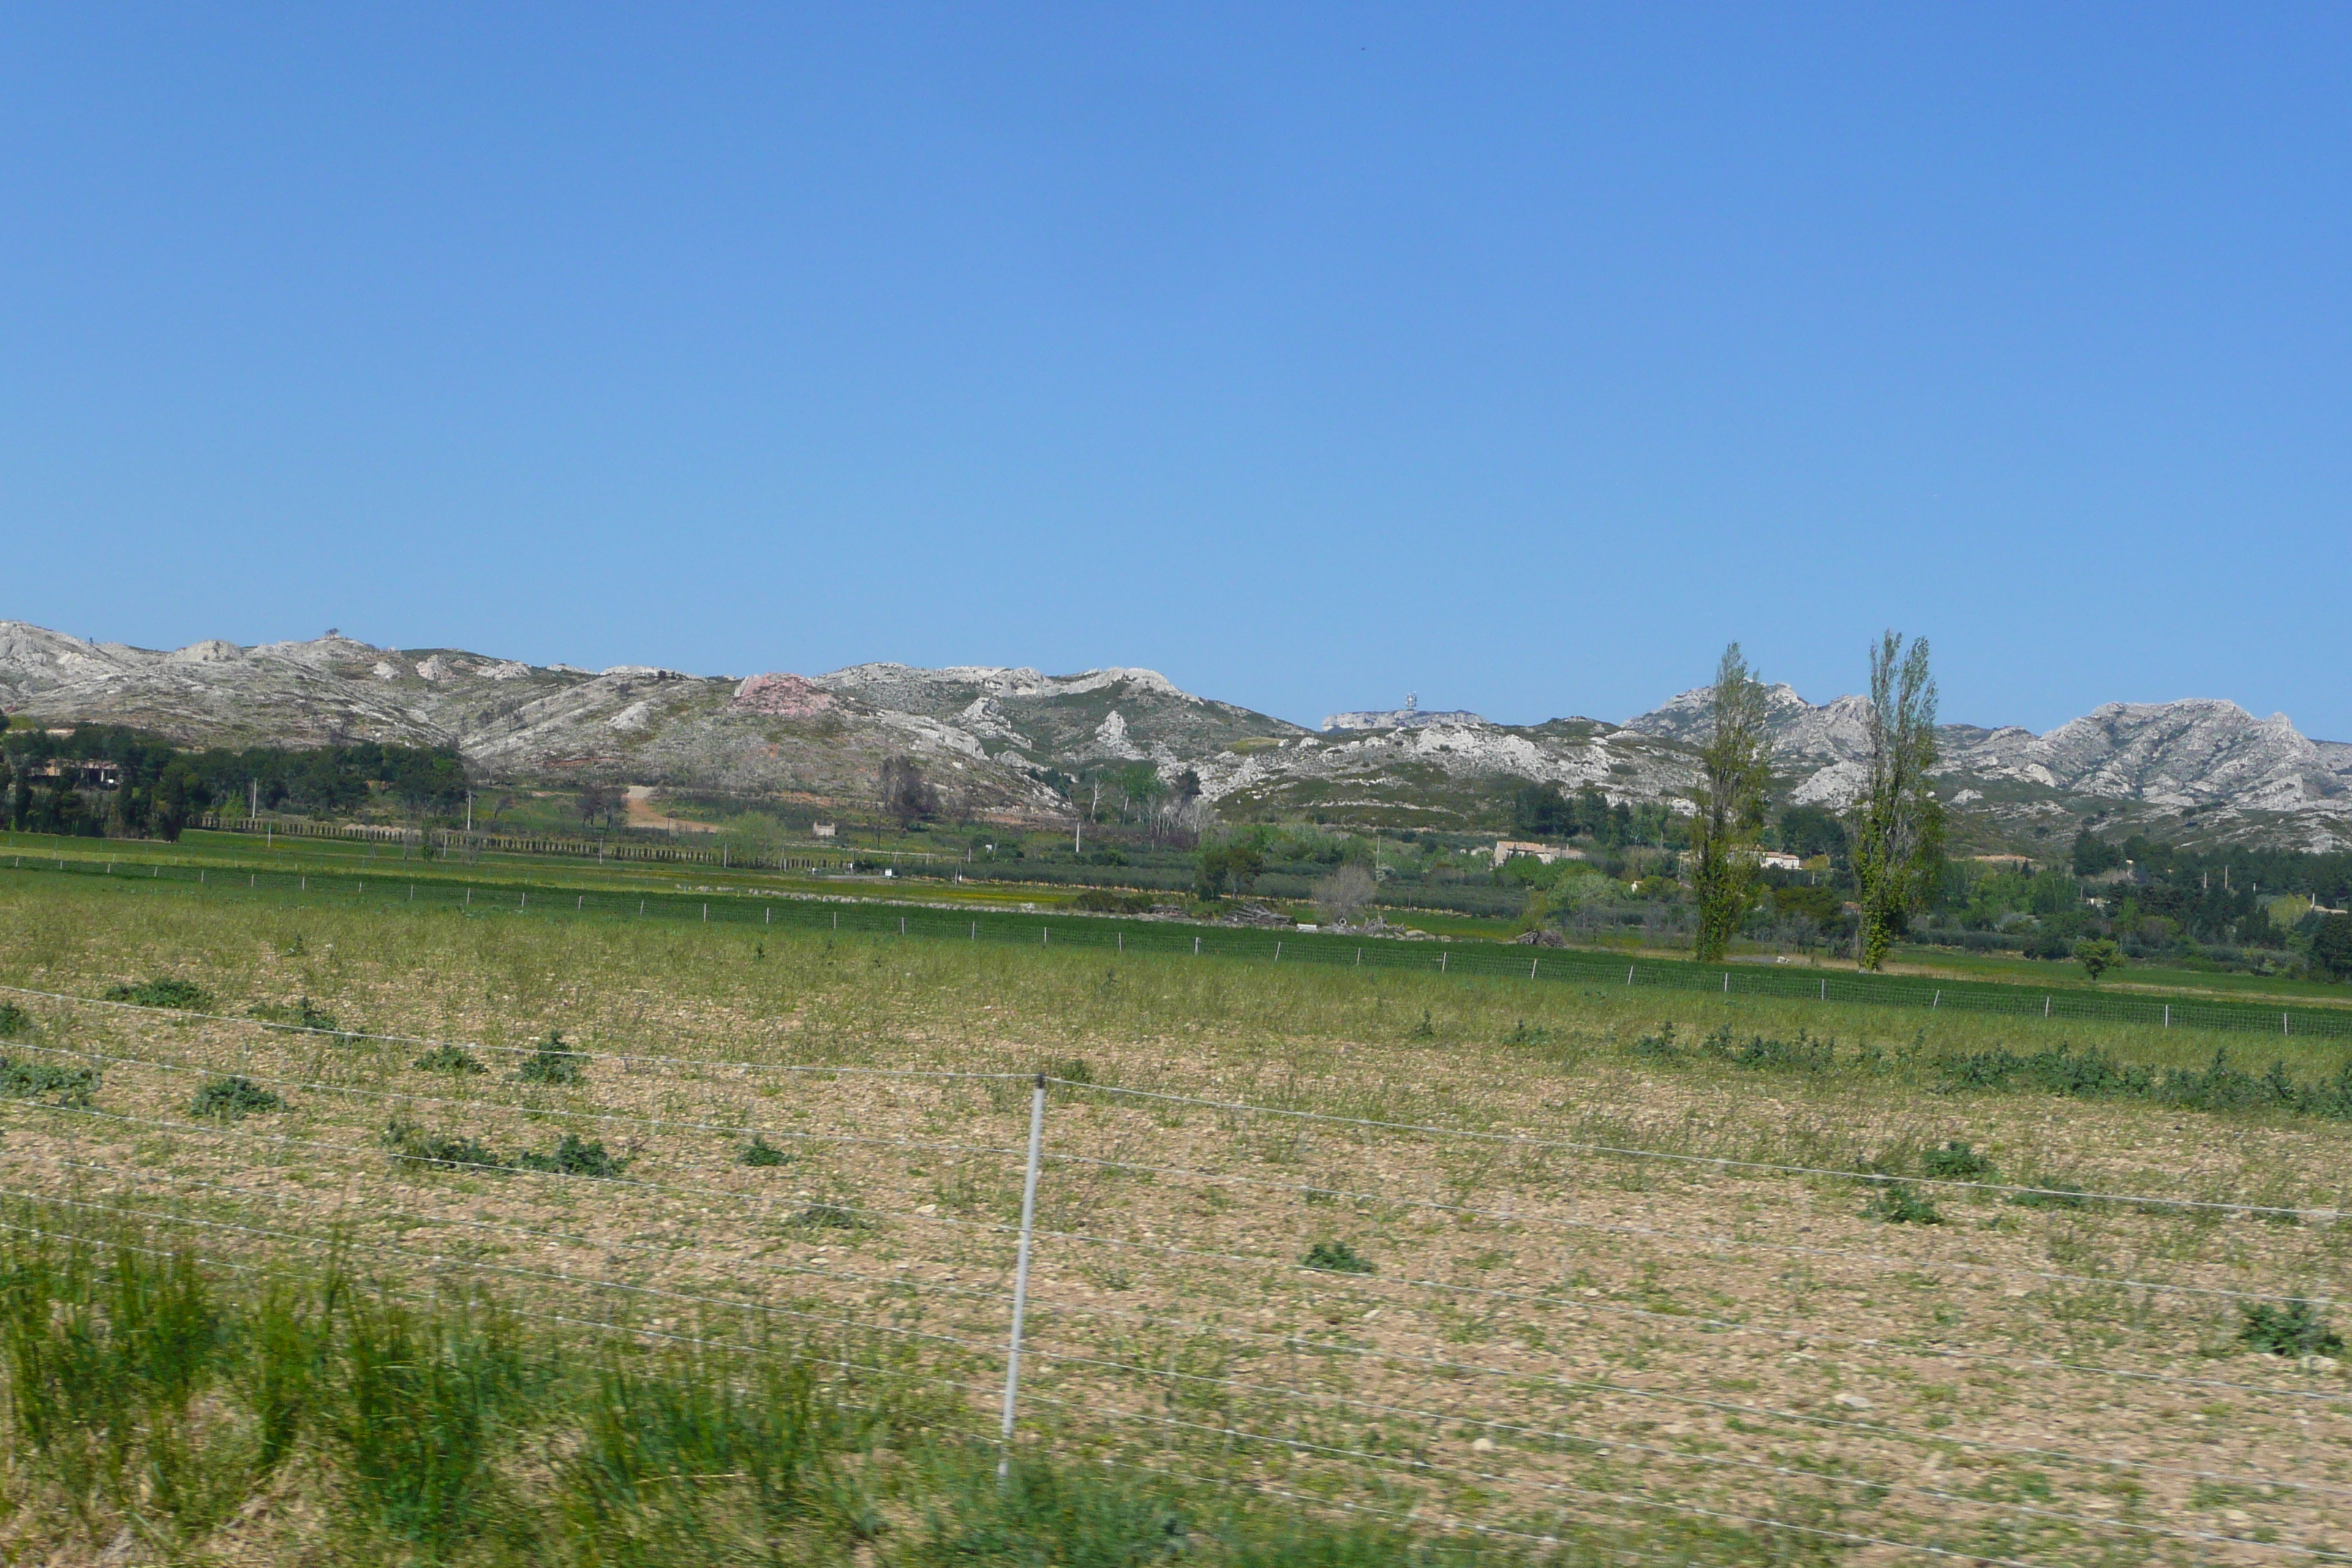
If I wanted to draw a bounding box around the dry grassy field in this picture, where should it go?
[1,875,2348,1566]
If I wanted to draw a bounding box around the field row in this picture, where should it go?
[7,849,2351,1043]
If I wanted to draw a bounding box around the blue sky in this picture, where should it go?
[4,5,2348,736]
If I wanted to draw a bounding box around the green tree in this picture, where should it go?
[2070,828,2122,878]
[877,754,937,826]
[1686,644,1776,963]
[1849,631,1944,971]
[1194,845,1230,900]
[1511,782,1572,837]
[2073,937,2123,983]
[1776,805,1845,861]
[1116,761,1164,823]
[2313,913,2352,982]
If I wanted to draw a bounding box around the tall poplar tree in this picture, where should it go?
[1687,643,1776,962]
[1850,631,1943,970]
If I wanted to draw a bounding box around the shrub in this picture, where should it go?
[413,1046,488,1075]
[2239,1299,2344,1358]
[0,1054,99,1106]
[1303,1240,1374,1274]
[739,1134,794,1167]
[104,978,213,1011]
[189,1075,285,1120]
[516,1030,585,1086]
[1861,1180,1941,1224]
[514,1134,626,1179]
[1921,1140,1996,1180]
[791,1203,870,1231]
[0,1003,29,1038]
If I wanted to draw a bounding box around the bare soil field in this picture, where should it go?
[1,877,2348,1564]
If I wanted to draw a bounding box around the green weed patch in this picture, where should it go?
[1861,1180,1942,1225]
[515,1030,586,1086]
[739,1134,794,1166]
[1921,1140,1996,1180]
[513,1134,627,1178]
[1303,1240,1375,1273]
[188,1075,285,1120]
[102,977,212,1011]
[0,1055,99,1107]
[382,1118,508,1171]
[2239,1300,2345,1358]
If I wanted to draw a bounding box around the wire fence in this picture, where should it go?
[2,984,2348,1561]
[8,848,2352,1043]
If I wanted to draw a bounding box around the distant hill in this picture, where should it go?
[4,622,2347,851]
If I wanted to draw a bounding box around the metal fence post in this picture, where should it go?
[999,1072,1048,1480]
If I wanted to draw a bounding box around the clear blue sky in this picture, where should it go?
[5,5,2348,736]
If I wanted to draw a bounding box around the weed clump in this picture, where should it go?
[516,1030,585,1086]
[0,1055,99,1107]
[1303,1240,1374,1274]
[0,1003,29,1037]
[791,1204,870,1231]
[1501,1019,1553,1046]
[1861,1180,1942,1225]
[2239,1300,2345,1358]
[413,1045,488,1075]
[1049,1058,1094,1085]
[739,1134,794,1167]
[383,1118,508,1171]
[1922,1140,1996,1180]
[104,977,212,1011]
[515,1135,627,1179]
[189,1076,285,1120]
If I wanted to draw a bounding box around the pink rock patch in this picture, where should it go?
[732,673,833,718]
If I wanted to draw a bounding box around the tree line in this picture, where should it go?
[0,726,469,841]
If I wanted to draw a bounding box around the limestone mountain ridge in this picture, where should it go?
[2,622,2344,851]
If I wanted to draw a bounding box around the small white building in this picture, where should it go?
[1755,850,1806,872]
[1492,840,1583,867]
[810,822,837,839]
